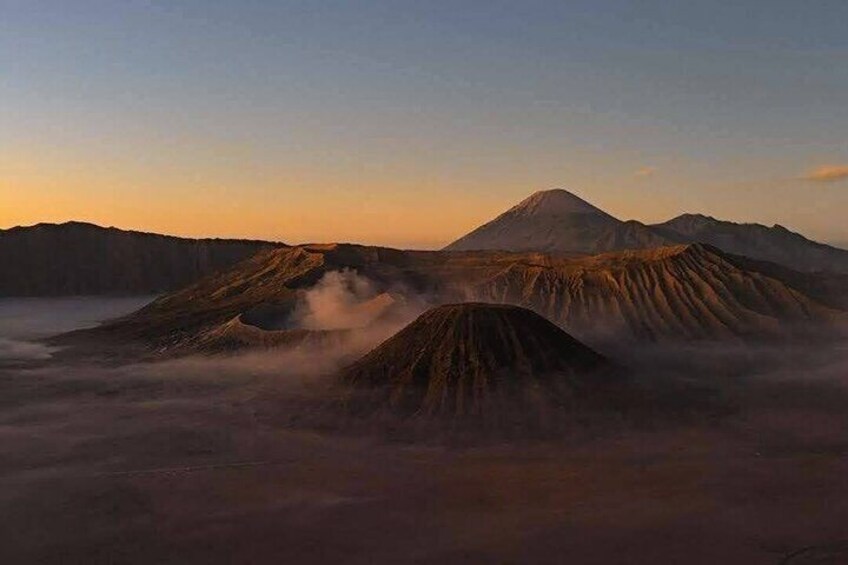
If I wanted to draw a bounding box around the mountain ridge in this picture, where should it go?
[0,222,282,296]
[446,189,848,273]
[69,241,848,352]
[0,221,277,245]
[652,213,848,273]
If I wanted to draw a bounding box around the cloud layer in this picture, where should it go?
[801,165,848,183]
[633,166,657,178]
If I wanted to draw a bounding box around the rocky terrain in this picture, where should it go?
[469,243,847,342]
[66,241,847,354]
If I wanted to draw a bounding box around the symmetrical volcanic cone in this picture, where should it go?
[339,303,621,419]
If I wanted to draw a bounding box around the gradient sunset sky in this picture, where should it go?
[2,1,847,248]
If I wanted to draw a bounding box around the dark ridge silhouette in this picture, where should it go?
[338,303,620,420]
[0,221,280,296]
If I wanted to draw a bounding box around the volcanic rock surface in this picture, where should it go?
[469,243,848,342]
[339,303,616,418]
[79,242,848,352]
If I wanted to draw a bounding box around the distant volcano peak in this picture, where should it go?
[444,188,671,254]
[512,188,613,218]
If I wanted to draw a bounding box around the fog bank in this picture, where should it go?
[0,296,154,361]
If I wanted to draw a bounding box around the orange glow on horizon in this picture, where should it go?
[4,149,847,249]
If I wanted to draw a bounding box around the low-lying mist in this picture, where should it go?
[0,296,154,362]
[3,295,848,563]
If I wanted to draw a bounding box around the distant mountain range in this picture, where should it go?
[446,189,848,273]
[4,189,848,303]
[650,213,848,274]
[0,222,280,296]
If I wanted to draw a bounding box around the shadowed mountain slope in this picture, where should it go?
[444,189,673,254]
[339,303,613,418]
[76,242,847,352]
[652,214,848,274]
[0,222,279,296]
[470,243,846,342]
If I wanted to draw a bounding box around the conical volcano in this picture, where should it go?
[444,189,673,254]
[339,303,619,419]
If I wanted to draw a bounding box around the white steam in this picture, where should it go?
[292,270,394,331]
[0,338,55,361]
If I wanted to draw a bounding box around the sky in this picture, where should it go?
[2,0,847,249]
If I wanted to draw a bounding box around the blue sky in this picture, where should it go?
[2,0,847,247]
